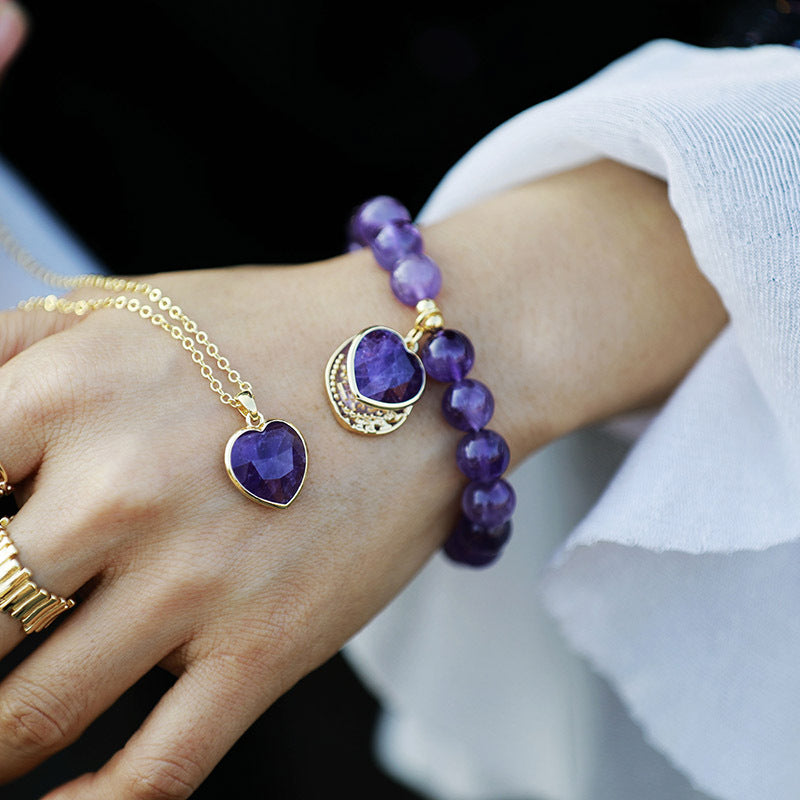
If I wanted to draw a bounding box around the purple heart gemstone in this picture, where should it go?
[227,420,307,507]
[351,327,425,406]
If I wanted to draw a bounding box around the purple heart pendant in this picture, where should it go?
[225,419,308,508]
[325,326,426,435]
[349,326,425,408]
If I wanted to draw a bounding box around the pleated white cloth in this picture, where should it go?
[345,40,800,800]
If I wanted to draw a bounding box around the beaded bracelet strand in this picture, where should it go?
[334,196,516,567]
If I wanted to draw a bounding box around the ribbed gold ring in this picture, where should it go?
[0,462,12,497]
[0,517,75,634]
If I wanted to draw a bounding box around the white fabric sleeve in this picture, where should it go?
[344,40,800,800]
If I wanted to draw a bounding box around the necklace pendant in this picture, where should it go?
[225,419,308,508]
[225,393,308,507]
[325,325,426,436]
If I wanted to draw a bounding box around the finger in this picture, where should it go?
[0,570,184,782]
[0,1,27,74]
[0,308,76,367]
[0,492,106,650]
[0,322,77,485]
[41,657,267,800]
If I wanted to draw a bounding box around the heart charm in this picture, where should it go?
[325,326,426,435]
[225,420,308,508]
[350,327,425,407]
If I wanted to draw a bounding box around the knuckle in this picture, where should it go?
[124,752,204,800]
[0,347,82,433]
[0,678,77,753]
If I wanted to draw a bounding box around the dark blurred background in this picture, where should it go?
[1,0,798,275]
[1,1,799,798]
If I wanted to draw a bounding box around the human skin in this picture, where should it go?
[0,0,25,74]
[0,158,728,798]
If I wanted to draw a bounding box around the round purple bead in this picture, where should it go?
[461,478,516,528]
[390,254,442,306]
[350,196,411,244]
[420,329,475,382]
[443,515,512,567]
[442,379,494,431]
[370,221,424,270]
[456,429,510,481]
[443,538,498,567]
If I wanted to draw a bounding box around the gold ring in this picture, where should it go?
[0,517,75,634]
[0,462,12,496]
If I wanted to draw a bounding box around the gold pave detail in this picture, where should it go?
[325,341,414,435]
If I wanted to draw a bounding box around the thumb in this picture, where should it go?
[0,307,76,366]
[0,1,28,74]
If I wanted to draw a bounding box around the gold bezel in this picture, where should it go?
[345,325,426,410]
[224,419,308,508]
[325,329,422,435]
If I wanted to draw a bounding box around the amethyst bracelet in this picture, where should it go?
[341,196,516,567]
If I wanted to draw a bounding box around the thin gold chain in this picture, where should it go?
[0,217,264,427]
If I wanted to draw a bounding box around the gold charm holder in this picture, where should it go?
[325,300,444,436]
[326,331,418,435]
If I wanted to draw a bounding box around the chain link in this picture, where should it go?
[0,217,262,425]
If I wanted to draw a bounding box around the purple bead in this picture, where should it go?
[456,429,510,481]
[443,515,512,567]
[420,329,474,382]
[352,327,425,405]
[370,221,424,270]
[461,478,516,528]
[350,196,411,244]
[390,254,442,307]
[228,421,307,507]
[442,379,494,431]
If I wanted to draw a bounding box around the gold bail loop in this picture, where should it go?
[404,298,444,352]
[234,391,265,428]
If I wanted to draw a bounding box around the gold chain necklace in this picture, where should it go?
[0,218,308,508]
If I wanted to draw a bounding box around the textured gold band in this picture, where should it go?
[0,517,75,634]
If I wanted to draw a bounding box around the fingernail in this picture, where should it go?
[0,2,27,70]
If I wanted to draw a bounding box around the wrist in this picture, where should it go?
[412,160,727,461]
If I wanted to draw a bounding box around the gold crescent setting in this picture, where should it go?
[325,326,425,436]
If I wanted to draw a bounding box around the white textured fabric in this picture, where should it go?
[345,40,800,800]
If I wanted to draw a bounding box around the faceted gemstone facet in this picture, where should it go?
[420,329,475,382]
[442,379,494,431]
[456,429,510,481]
[352,328,425,405]
[228,421,307,506]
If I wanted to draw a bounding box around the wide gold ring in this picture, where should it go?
[0,517,75,634]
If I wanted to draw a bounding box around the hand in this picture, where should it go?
[0,161,726,798]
